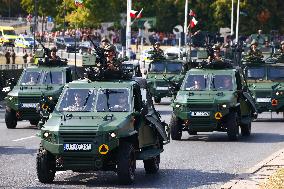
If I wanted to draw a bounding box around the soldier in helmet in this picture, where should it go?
[50,47,60,61]
[278,41,284,54]
[151,42,164,59]
[248,40,263,59]
[101,37,110,49]
[104,44,122,72]
[208,44,223,62]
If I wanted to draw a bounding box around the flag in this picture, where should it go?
[130,8,143,19]
[190,17,198,28]
[189,9,196,17]
[130,10,138,18]
[74,0,84,7]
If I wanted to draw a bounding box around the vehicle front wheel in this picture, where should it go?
[226,111,239,141]
[170,115,182,140]
[5,109,17,129]
[154,97,161,103]
[30,120,39,126]
[143,155,160,174]
[117,142,136,184]
[241,122,251,136]
[36,145,56,183]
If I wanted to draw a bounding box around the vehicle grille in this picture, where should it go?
[19,96,41,103]
[60,132,102,143]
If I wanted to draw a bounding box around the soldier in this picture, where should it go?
[50,47,60,61]
[67,93,85,111]
[5,49,11,64]
[248,40,263,59]
[208,44,223,62]
[112,95,129,111]
[278,41,284,54]
[101,37,110,49]
[152,42,164,56]
[11,49,16,64]
[104,44,121,71]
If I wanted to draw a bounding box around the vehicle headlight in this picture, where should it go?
[222,104,227,108]
[276,91,283,96]
[43,131,52,139]
[48,96,53,100]
[175,104,181,108]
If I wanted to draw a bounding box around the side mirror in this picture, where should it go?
[144,70,147,75]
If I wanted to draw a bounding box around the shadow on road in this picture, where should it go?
[0,146,36,155]
[180,132,284,144]
[38,168,235,188]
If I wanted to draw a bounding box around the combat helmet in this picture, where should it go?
[250,40,258,46]
[104,44,116,53]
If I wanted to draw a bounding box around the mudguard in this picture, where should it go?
[243,92,258,114]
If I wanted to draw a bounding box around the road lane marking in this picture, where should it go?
[13,135,36,142]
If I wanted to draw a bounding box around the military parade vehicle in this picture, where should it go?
[36,40,169,184]
[170,60,257,141]
[4,49,73,129]
[243,55,284,114]
[145,58,188,103]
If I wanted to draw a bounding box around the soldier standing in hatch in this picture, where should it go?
[278,41,284,54]
[152,42,164,56]
[248,40,263,59]
[104,44,121,71]
[100,37,110,49]
[208,44,223,62]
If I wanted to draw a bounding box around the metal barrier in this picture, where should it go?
[0,63,35,70]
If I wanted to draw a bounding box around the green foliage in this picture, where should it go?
[13,0,284,33]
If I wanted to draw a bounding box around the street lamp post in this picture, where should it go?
[33,0,38,53]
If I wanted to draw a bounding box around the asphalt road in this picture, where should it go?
[1,100,284,189]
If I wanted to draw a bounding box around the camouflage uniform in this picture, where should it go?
[151,42,164,59]
[248,40,263,59]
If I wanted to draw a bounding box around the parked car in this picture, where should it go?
[54,36,79,53]
[14,35,38,49]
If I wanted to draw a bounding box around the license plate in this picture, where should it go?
[256,98,271,103]
[156,87,168,90]
[64,143,92,151]
[190,111,210,117]
[21,103,37,108]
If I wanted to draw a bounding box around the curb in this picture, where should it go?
[221,149,284,189]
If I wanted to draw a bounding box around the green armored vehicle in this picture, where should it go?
[146,59,188,103]
[36,42,169,184]
[244,57,284,113]
[37,77,169,184]
[5,59,73,129]
[170,62,257,141]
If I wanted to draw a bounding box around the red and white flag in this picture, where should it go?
[74,0,84,7]
[190,17,198,28]
[130,8,143,19]
[189,9,196,17]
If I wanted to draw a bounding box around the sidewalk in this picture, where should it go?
[222,149,284,189]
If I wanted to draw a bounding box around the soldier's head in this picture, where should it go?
[51,47,57,58]
[258,30,262,35]
[250,40,258,50]
[104,44,116,60]
[154,42,161,50]
[281,41,284,51]
[213,44,221,57]
[264,39,270,47]
[223,76,232,89]
[101,37,110,48]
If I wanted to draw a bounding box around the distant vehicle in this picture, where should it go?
[171,61,257,141]
[244,56,284,114]
[164,47,186,59]
[14,35,38,49]
[4,57,73,129]
[55,36,78,53]
[78,41,92,54]
[0,26,17,46]
[114,44,136,60]
[121,60,142,77]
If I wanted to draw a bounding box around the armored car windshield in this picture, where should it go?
[150,61,183,73]
[42,71,64,85]
[247,67,265,80]
[167,63,183,73]
[183,74,208,91]
[211,75,233,91]
[150,62,165,72]
[96,88,130,112]
[58,88,97,112]
[19,70,64,85]
[268,67,284,80]
[19,71,43,85]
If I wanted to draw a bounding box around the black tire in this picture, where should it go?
[30,120,39,126]
[188,131,197,135]
[117,142,136,184]
[5,109,17,129]
[36,146,56,183]
[170,115,182,140]
[226,112,239,141]
[154,97,161,103]
[143,155,160,174]
[241,122,251,136]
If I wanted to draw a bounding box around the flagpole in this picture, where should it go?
[235,0,240,43]
[184,0,188,46]
[230,0,234,37]
[126,0,132,59]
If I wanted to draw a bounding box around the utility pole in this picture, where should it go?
[126,0,132,59]
[235,0,240,43]
[184,0,188,46]
[230,0,234,37]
